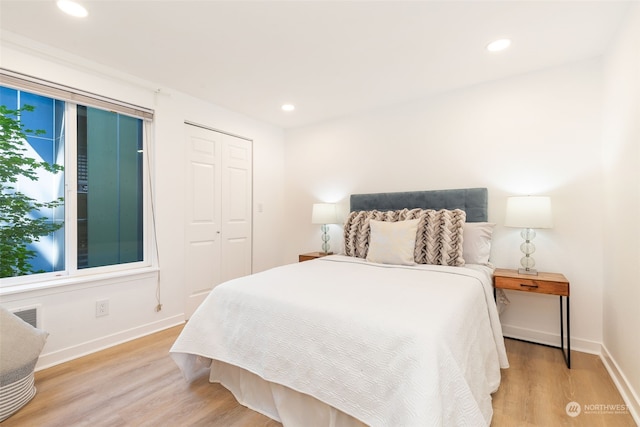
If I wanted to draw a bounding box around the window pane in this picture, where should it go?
[0,86,65,277]
[77,106,143,269]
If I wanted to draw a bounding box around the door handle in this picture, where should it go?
[520,283,539,289]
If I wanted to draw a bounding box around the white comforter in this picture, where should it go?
[171,255,509,427]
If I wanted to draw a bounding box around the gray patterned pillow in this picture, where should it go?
[344,208,466,266]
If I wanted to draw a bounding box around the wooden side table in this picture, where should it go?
[493,268,571,368]
[298,251,332,262]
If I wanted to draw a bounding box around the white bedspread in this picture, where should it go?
[171,255,509,427]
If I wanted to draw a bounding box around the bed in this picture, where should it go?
[171,187,509,427]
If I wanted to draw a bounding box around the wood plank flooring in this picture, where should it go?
[492,339,635,426]
[3,325,636,426]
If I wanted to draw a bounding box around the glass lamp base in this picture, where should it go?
[519,228,538,275]
[320,224,331,254]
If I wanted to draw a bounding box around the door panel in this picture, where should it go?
[185,125,222,317]
[184,124,252,318]
[221,135,252,283]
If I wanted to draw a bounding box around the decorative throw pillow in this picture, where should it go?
[462,222,495,265]
[414,209,466,266]
[344,208,425,259]
[366,219,420,265]
[344,208,466,266]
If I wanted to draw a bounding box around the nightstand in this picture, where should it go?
[493,268,571,368]
[298,252,332,262]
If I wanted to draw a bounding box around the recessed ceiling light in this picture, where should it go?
[281,104,295,112]
[57,0,88,18]
[486,39,511,52]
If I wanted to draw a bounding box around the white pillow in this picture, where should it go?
[462,222,495,265]
[366,219,419,266]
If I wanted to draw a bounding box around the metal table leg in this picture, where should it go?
[560,296,571,368]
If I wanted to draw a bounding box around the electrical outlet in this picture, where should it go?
[96,299,109,317]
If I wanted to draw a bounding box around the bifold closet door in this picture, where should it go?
[184,123,252,318]
[219,134,252,283]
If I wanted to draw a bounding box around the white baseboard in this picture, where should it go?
[501,324,602,355]
[600,345,640,425]
[35,315,185,370]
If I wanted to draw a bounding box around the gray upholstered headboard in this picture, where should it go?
[349,188,488,222]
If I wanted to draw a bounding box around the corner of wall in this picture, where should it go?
[600,345,640,425]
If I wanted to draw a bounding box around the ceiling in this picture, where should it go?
[0,1,632,129]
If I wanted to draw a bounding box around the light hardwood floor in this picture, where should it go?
[3,325,636,427]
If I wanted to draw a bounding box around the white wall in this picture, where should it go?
[285,59,605,353]
[0,34,286,368]
[602,4,640,421]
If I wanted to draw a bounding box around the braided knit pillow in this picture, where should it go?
[344,208,466,266]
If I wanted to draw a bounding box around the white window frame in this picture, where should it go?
[0,70,155,290]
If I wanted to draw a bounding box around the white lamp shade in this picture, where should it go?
[504,196,553,229]
[312,203,339,224]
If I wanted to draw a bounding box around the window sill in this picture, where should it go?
[0,266,160,299]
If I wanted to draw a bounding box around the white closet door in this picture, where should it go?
[184,124,222,317]
[184,123,252,318]
[220,134,253,283]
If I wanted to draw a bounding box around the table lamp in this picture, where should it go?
[504,196,553,275]
[311,203,339,254]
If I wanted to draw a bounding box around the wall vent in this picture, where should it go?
[11,305,41,329]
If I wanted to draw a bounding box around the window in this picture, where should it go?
[0,77,152,285]
[0,87,65,277]
[77,106,144,269]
